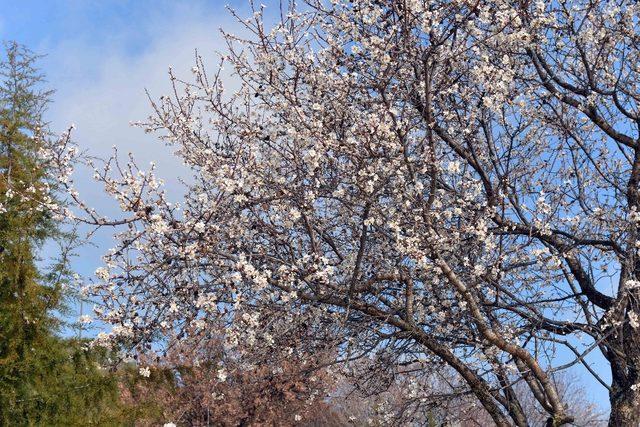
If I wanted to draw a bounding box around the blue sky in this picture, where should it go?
[1,1,243,54]
[1,0,612,415]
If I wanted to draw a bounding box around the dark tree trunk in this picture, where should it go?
[609,385,640,427]
[608,296,640,427]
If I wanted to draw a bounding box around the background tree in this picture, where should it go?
[47,0,640,425]
[119,349,604,426]
[0,41,120,425]
[118,317,339,426]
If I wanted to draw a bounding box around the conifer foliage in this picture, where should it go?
[0,41,119,425]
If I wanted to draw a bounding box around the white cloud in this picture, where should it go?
[36,2,244,279]
[43,2,241,200]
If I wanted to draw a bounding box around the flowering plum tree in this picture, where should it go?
[39,0,640,425]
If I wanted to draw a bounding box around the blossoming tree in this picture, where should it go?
[40,0,640,425]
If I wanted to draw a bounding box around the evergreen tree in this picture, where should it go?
[0,41,119,426]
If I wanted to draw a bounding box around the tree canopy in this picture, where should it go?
[44,1,640,425]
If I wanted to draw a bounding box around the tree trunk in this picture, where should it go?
[608,313,640,427]
[609,386,640,427]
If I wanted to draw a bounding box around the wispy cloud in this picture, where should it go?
[45,2,239,185]
[34,1,245,277]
